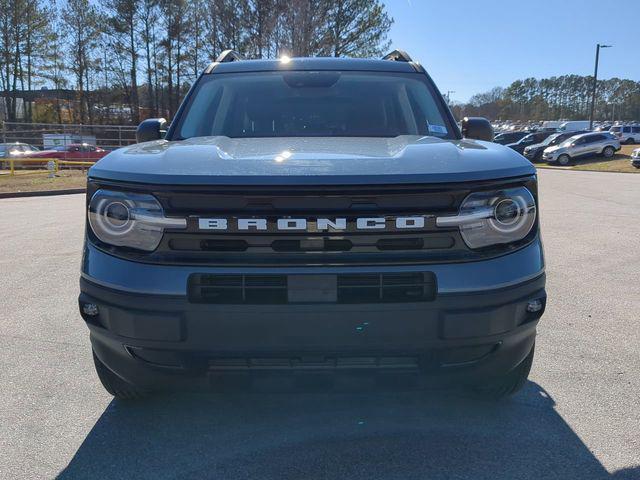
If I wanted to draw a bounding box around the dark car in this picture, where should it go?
[505,131,555,154]
[522,130,589,162]
[493,131,530,145]
[79,50,545,401]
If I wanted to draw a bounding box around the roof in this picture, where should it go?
[566,132,606,140]
[208,57,421,74]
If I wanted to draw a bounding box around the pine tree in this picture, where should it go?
[62,0,100,123]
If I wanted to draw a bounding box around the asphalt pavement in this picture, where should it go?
[0,169,639,479]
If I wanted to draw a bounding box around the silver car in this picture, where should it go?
[542,132,621,166]
[631,147,640,169]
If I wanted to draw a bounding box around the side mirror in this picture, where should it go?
[461,117,494,142]
[136,118,167,143]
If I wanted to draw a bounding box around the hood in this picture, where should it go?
[89,135,536,186]
[525,142,546,151]
[544,145,564,154]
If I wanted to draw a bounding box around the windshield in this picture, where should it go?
[175,71,454,139]
[518,133,536,143]
[543,133,562,145]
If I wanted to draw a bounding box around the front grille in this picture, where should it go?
[167,233,456,254]
[157,184,466,265]
[208,356,421,371]
[159,187,457,214]
[88,177,538,266]
[188,272,437,304]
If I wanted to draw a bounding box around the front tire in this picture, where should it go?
[93,351,147,400]
[473,344,535,399]
[602,146,615,158]
[557,154,572,166]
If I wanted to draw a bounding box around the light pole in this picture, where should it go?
[589,43,612,130]
[446,90,455,105]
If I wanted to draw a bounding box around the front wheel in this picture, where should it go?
[557,154,572,166]
[602,146,615,158]
[473,344,535,399]
[93,351,147,400]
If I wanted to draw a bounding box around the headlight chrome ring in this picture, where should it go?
[88,189,186,252]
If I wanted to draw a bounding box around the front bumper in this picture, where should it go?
[79,241,546,391]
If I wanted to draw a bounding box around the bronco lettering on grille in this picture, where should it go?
[197,216,431,232]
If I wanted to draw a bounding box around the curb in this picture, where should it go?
[0,188,86,199]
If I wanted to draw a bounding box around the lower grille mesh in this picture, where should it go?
[188,272,437,304]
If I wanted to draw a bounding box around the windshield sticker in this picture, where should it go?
[428,124,448,135]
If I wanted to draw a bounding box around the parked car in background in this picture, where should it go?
[543,132,621,165]
[0,142,40,158]
[523,130,589,162]
[493,131,529,145]
[609,125,640,144]
[631,147,640,168]
[558,120,590,132]
[506,131,555,154]
[29,143,108,161]
[0,142,41,169]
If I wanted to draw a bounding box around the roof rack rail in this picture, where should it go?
[215,50,244,63]
[382,50,413,63]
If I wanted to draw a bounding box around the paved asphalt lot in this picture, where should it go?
[1,169,639,479]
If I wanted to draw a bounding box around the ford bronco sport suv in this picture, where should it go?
[79,50,546,399]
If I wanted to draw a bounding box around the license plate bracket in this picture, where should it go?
[287,275,337,303]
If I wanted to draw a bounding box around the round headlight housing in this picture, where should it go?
[437,187,537,249]
[88,189,186,251]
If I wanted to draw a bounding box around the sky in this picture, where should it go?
[383,0,639,103]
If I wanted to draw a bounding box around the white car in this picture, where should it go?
[631,147,640,168]
[558,120,590,132]
[610,125,640,145]
[542,132,621,166]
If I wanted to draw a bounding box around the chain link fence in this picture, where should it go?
[1,122,137,151]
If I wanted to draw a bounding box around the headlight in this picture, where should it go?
[436,187,536,249]
[88,189,186,251]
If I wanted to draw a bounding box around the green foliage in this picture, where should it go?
[458,75,640,122]
[0,0,394,123]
